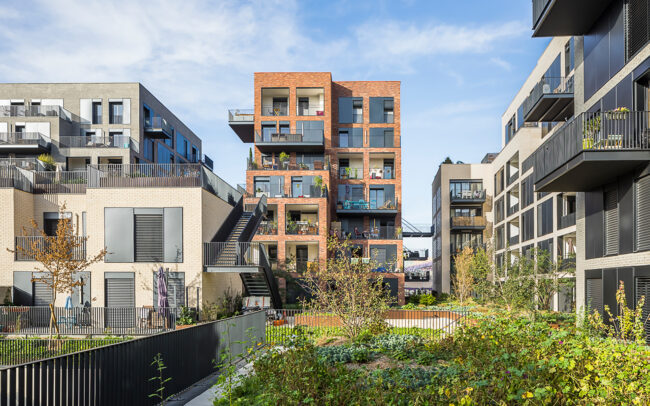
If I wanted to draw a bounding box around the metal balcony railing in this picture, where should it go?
[558,212,576,229]
[0,132,50,146]
[339,197,399,211]
[523,76,574,119]
[0,157,43,170]
[203,242,262,267]
[261,103,288,116]
[450,189,486,202]
[257,221,278,235]
[33,171,88,194]
[255,129,324,144]
[450,216,486,228]
[59,135,131,148]
[15,236,86,261]
[228,109,254,122]
[341,226,402,240]
[286,221,319,235]
[88,163,202,188]
[534,110,650,183]
[340,166,364,179]
[248,156,330,171]
[296,104,325,116]
[0,105,63,118]
[144,116,173,135]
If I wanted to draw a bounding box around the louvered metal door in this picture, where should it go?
[135,214,163,262]
[636,176,650,251]
[586,278,603,315]
[105,277,135,328]
[604,189,619,255]
[636,277,650,340]
[33,281,52,306]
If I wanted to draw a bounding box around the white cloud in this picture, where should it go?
[490,57,513,71]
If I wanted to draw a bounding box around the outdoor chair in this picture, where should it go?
[140,306,153,328]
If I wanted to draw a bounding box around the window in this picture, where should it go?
[521,208,534,242]
[369,97,394,123]
[516,103,524,130]
[109,102,123,124]
[143,137,154,161]
[157,143,174,164]
[176,133,188,158]
[369,128,394,148]
[134,213,163,262]
[352,99,363,123]
[504,115,516,143]
[369,188,385,209]
[450,181,484,200]
[338,184,364,203]
[338,128,362,147]
[495,197,504,223]
[521,175,534,208]
[636,175,650,251]
[564,37,574,76]
[92,101,102,124]
[604,188,619,255]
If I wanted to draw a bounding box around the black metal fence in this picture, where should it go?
[0,307,187,336]
[265,308,473,344]
[0,311,265,405]
[0,338,126,366]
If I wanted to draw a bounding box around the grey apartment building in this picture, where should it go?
[434,0,650,315]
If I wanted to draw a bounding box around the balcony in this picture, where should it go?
[533,110,650,192]
[261,103,288,117]
[87,163,202,188]
[254,130,324,151]
[450,189,486,204]
[257,221,278,235]
[523,76,574,122]
[0,157,43,170]
[558,212,576,229]
[532,0,615,37]
[248,156,330,171]
[228,109,254,143]
[336,198,398,216]
[286,221,319,235]
[450,216,486,230]
[342,226,401,240]
[15,236,86,261]
[144,116,173,139]
[59,135,131,149]
[0,132,50,152]
[33,171,88,194]
[0,105,63,118]
[340,167,363,180]
[203,242,263,272]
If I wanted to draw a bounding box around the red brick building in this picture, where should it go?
[229,72,404,304]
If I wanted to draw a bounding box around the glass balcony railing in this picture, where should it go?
[255,130,324,145]
[228,109,254,122]
[450,189,486,202]
[0,132,50,147]
[60,135,131,148]
[262,103,288,116]
[248,156,330,171]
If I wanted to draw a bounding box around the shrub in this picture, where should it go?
[316,345,373,364]
[418,294,436,306]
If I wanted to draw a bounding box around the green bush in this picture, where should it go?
[418,294,436,306]
[316,345,373,365]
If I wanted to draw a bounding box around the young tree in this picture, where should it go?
[452,246,474,304]
[301,237,393,339]
[9,204,106,338]
[492,252,536,312]
[534,249,575,311]
[469,246,493,302]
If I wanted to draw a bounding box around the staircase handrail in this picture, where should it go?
[238,195,267,242]
[258,243,282,308]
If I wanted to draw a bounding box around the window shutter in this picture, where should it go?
[384,129,394,147]
[104,208,134,262]
[627,0,650,60]
[604,189,619,255]
[636,175,650,251]
[586,278,603,315]
[164,208,183,263]
[105,274,135,328]
[636,276,650,339]
[33,280,52,306]
[338,97,353,123]
[135,213,164,262]
[122,98,131,124]
[79,99,92,123]
[369,128,384,147]
[352,128,363,147]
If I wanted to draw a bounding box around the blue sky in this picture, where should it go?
[0,0,549,246]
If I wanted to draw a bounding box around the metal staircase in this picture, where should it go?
[204,195,282,308]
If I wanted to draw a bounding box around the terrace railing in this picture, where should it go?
[286,221,318,235]
[59,135,131,148]
[296,104,325,116]
[257,221,278,235]
[262,103,288,116]
[228,109,254,122]
[14,236,86,261]
[0,338,125,366]
[0,166,33,192]
[88,163,202,188]
[144,116,173,135]
[0,105,63,118]
[0,157,44,170]
[255,129,324,144]
[32,171,87,194]
[450,216,487,228]
[341,226,401,240]
[533,110,650,183]
[0,132,50,146]
[248,156,330,171]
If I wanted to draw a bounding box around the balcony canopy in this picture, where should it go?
[532,0,615,37]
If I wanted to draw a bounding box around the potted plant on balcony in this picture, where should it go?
[286,220,298,234]
[582,115,601,149]
[606,107,630,120]
[37,153,56,171]
[344,167,351,179]
[279,152,290,169]
[353,168,359,179]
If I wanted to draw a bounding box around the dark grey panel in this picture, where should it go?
[164,207,183,263]
[618,174,634,254]
[105,276,135,307]
[369,97,384,123]
[602,268,618,315]
[585,190,604,259]
[586,277,603,314]
[104,208,134,263]
[636,175,650,251]
[12,271,32,306]
[338,97,353,124]
[617,267,634,307]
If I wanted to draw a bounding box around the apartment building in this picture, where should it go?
[229,72,405,304]
[0,83,276,312]
[431,157,494,294]
[527,0,650,316]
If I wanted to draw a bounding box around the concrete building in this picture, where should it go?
[229,72,405,304]
[527,0,650,316]
[431,157,494,294]
[0,83,276,311]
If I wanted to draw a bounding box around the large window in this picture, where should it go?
[92,101,102,124]
[338,128,363,147]
[369,97,394,123]
[369,128,394,148]
[109,101,123,124]
[449,181,483,199]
